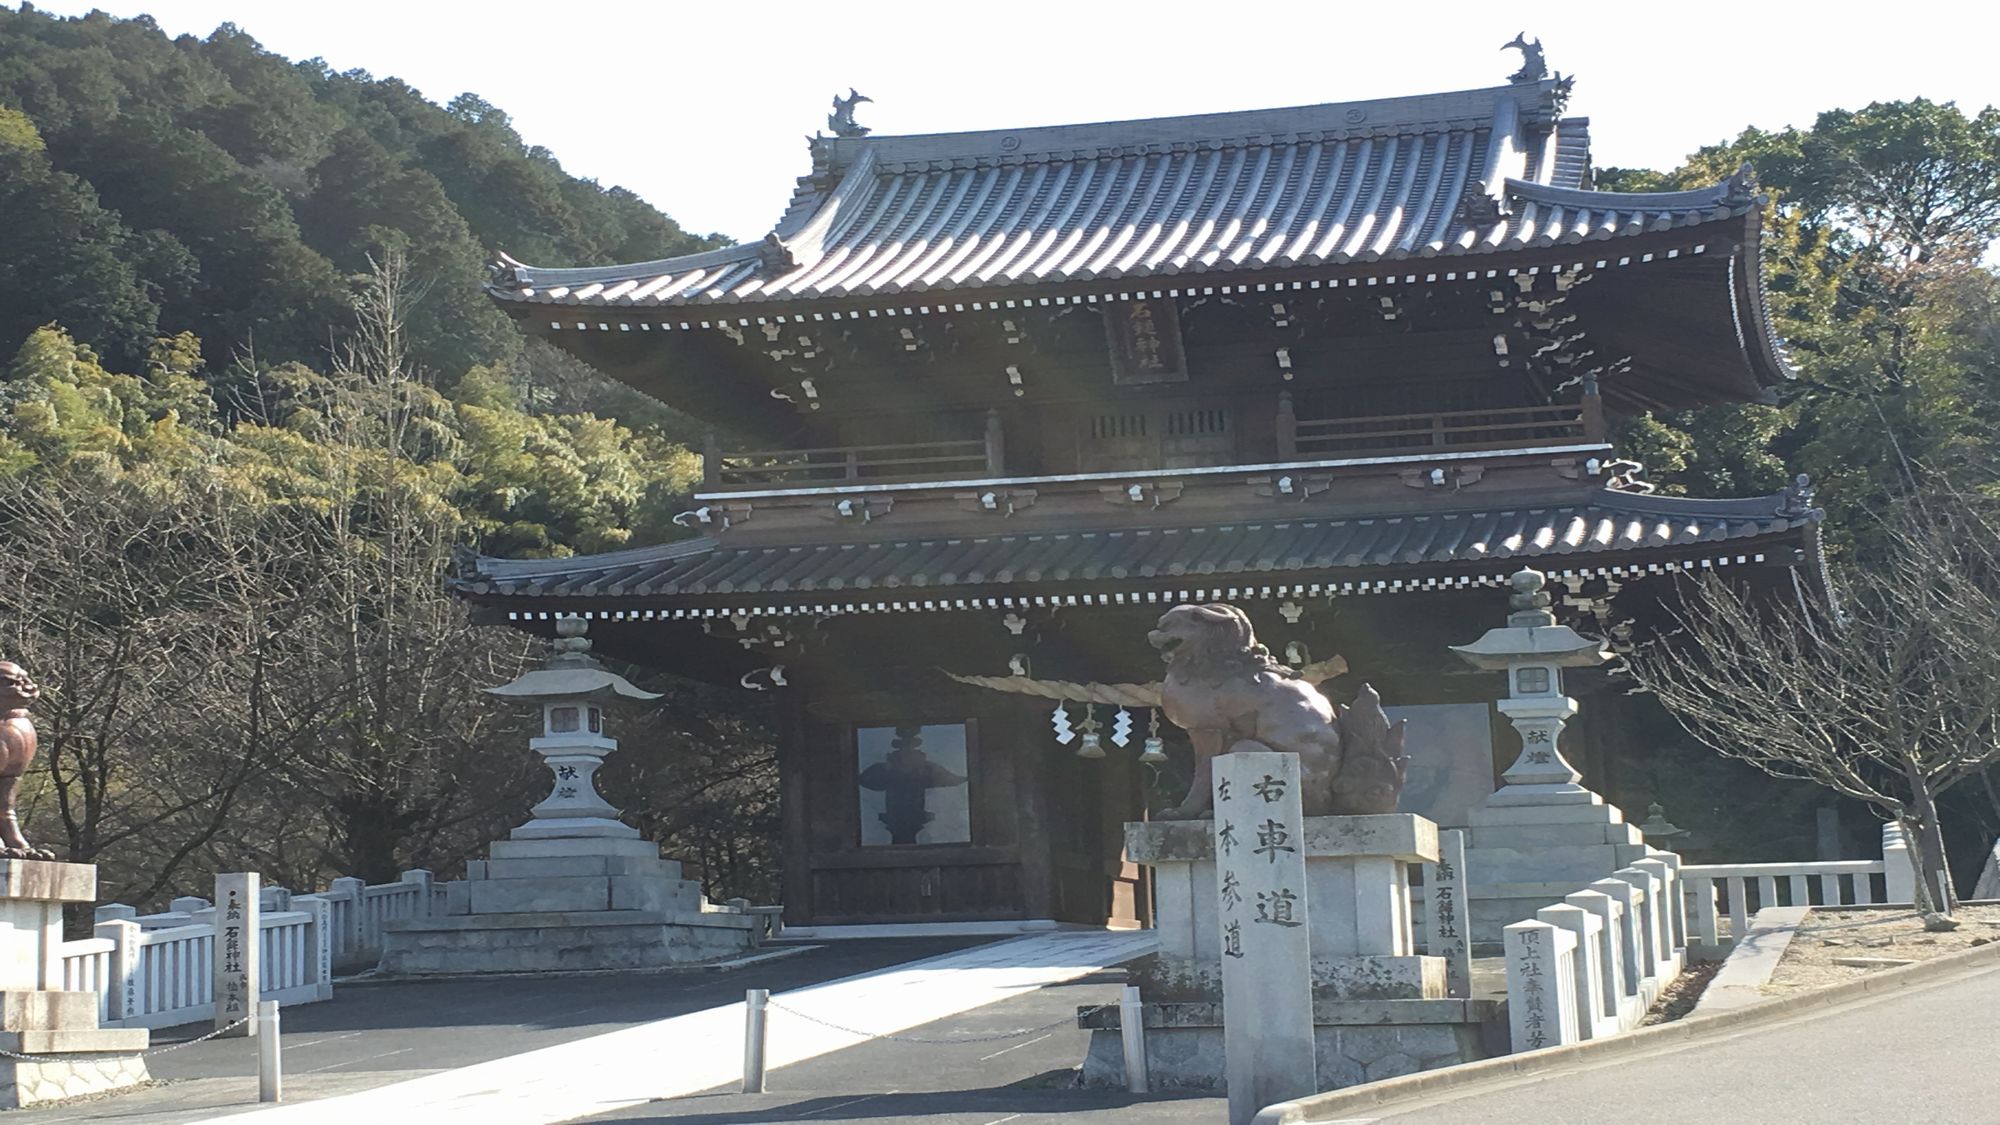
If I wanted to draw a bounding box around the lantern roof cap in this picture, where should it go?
[485,616,662,702]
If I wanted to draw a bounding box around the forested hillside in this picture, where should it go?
[0,5,719,378]
[0,7,774,909]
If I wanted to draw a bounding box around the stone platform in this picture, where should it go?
[1084,815,1498,1091]
[381,836,758,975]
[0,860,150,1106]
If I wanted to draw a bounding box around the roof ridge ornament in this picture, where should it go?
[829,88,873,138]
[1503,32,1548,83]
[1723,161,1761,208]
[1778,473,1818,518]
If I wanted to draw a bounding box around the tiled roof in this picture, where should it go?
[488,79,1761,311]
[453,489,1818,603]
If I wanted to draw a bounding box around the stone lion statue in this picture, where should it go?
[0,662,53,860]
[1148,604,1408,819]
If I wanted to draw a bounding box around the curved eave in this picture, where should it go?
[449,489,1825,609]
[1731,204,1794,395]
[486,207,1757,311]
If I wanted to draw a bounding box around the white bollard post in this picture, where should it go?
[256,1001,282,1103]
[742,989,769,1094]
[1118,983,1148,1094]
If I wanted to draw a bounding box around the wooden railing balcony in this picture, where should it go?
[1277,384,1606,461]
[704,411,1005,490]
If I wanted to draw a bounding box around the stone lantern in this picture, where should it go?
[483,616,660,841]
[378,615,760,974]
[1450,568,1658,944]
[1448,568,1609,807]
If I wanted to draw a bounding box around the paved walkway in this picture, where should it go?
[1350,958,2000,1124]
[36,932,1162,1125]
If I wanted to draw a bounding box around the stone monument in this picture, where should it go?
[1213,751,1314,1125]
[0,663,149,1105]
[380,618,759,973]
[1081,606,1498,1093]
[1452,569,1651,944]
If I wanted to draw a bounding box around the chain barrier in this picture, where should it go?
[761,998,1110,1046]
[0,1015,252,1063]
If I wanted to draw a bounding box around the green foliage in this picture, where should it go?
[1616,99,2000,558]
[0,6,721,377]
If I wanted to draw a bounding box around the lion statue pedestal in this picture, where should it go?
[1079,814,1501,1091]
[0,861,150,1105]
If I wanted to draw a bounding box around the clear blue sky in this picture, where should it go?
[25,0,2000,256]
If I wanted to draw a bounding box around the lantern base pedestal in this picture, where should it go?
[377,909,760,975]
[1462,796,1651,946]
[379,827,761,975]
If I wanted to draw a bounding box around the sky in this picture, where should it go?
[24,0,2000,254]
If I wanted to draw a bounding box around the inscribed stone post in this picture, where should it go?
[1424,828,1472,998]
[1214,752,1314,1125]
[214,872,260,1037]
[1503,919,1576,1052]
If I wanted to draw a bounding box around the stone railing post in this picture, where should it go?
[1563,889,1624,1027]
[326,876,365,964]
[1882,823,1917,905]
[1503,919,1578,1052]
[94,903,138,924]
[1614,868,1663,982]
[1536,904,1606,1041]
[294,894,335,1000]
[1684,874,1719,949]
[1589,878,1644,999]
[169,895,209,916]
[95,918,142,1025]
[399,869,436,918]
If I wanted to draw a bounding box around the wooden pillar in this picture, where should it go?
[1013,701,1057,923]
[1581,373,1606,444]
[776,687,813,927]
[984,409,1006,475]
[1274,391,1298,460]
[702,429,721,489]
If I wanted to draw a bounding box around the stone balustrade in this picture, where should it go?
[64,867,444,1029]
[1501,850,1688,1053]
[1678,824,1920,954]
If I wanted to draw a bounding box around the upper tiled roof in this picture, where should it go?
[452,488,1819,604]
[488,79,1760,311]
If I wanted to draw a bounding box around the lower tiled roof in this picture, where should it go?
[454,489,1818,604]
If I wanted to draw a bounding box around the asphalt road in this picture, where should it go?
[33,938,994,1124]
[575,970,1224,1125]
[1359,959,2000,1124]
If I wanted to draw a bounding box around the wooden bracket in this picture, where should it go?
[1100,481,1184,509]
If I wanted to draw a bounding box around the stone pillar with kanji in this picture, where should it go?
[1213,752,1314,1125]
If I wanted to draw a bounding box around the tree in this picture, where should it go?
[0,105,162,367]
[1623,492,2000,926]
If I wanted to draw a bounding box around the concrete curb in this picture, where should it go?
[1254,935,2000,1123]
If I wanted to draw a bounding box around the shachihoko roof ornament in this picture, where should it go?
[1504,32,1548,83]
[828,89,871,138]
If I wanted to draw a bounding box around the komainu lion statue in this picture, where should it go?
[1149,604,1408,819]
[0,662,54,859]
